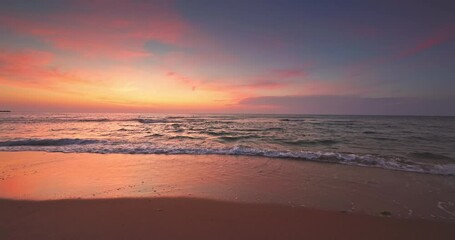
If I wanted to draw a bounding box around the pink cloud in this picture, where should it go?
[166,71,197,90]
[393,24,455,60]
[346,24,455,78]
[166,67,305,91]
[0,49,55,86]
[235,81,287,90]
[1,0,189,60]
[268,68,306,79]
[164,67,307,102]
[0,49,98,89]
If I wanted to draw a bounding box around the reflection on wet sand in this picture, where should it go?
[0,151,454,221]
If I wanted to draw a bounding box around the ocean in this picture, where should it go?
[0,113,454,175]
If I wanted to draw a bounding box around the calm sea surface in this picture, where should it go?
[1,113,454,175]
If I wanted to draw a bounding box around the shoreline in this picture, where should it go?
[1,197,454,240]
[0,151,454,222]
[0,149,453,177]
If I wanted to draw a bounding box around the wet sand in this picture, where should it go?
[0,151,454,239]
[1,197,454,240]
[1,151,454,221]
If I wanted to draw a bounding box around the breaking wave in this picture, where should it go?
[0,138,101,146]
[280,139,339,146]
[0,139,454,176]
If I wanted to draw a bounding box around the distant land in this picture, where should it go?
[0,110,11,112]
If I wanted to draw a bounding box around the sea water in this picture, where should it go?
[1,113,454,175]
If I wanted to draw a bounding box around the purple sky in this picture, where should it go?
[0,0,454,115]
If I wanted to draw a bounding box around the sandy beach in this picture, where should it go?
[0,151,454,239]
[1,152,454,219]
[1,197,455,240]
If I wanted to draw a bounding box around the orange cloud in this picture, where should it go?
[0,48,237,111]
[0,49,97,89]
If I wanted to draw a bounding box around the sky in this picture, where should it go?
[0,0,454,115]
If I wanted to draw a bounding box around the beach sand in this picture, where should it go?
[0,151,454,239]
[1,197,454,240]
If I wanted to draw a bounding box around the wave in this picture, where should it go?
[236,127,284,132]
[410,152,453,161]
[77,118,111,122]
[363,131,378,134]
[281,139,338,146]
[136,118,168,124]
[0,117,182,124]
[205,131,231,136]
[371,137,398,141]
[280,118,305,122]
[0,138,100,146]
[169,135,204,140]
[118,128,134,131]
[0,141,454,176]
[218,135,259,141]
[76,117,195,124]
[146,133,164,137]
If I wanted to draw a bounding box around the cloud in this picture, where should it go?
[227,68,305,91]
[0,48,104,91]
[393,24,455,60]
[238,95,455,115]
[346,24,455,77]
[0,0,189,60]
[165,67,306,98]
[0,49,59,87]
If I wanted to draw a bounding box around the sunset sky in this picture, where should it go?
[1,0,454,115]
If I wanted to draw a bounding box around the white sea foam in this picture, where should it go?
[0,140,454,176]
